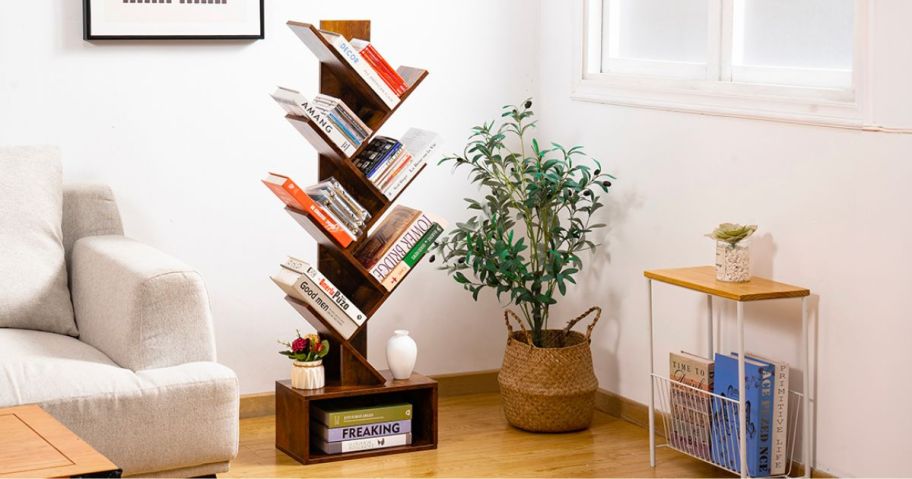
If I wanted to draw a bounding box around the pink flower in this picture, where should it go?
[292,337,305,352]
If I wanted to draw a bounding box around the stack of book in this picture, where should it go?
[320,30,408,108]
[271,256,367,340]
[271,86,372,158]
[262,173,368,247]
[312,403,413,455]
[353,205,445,291]
[353,128,441,199]
[668,351,790,476]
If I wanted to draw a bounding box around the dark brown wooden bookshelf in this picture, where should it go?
[273,19,438,464]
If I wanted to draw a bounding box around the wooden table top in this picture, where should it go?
[0,405,119,478]
[644,266,810,302]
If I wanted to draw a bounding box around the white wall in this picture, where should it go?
[538,0,912,476]
[0,0,538,394]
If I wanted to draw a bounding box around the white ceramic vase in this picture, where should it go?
[715,241,751,282]
[386,330,417,380]
[290,360,324,390]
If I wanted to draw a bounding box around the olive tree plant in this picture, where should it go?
[434,100,614,347]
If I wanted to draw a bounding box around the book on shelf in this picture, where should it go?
[711,353,775,476]
[270,267,358,340]
[312,432,412,455]
[354,137,401,179]
[313,419,412,443]
[313,94,374,145]
[262,173,354,247]
[350,39,408,96]
[382,128,442,199]
[375,149,413,192]
[381,222,445,291]
[353,205,422,269]
[312,403,413,428]
[281,256,367,327]
[747,353,788,476]
[368,145,408,183]
[668,351,714,459]
[304,178,369,238]
[270,87,358,157]
[320,30,400,109]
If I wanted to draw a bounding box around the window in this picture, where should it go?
[576,0,868,127]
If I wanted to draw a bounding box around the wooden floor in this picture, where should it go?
[225,392,728,478]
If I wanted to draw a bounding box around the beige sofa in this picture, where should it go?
[0,179,239,476]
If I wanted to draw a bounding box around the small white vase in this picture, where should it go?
[291,360,324,390]
[386,330,417,380]
[715,241,751,282]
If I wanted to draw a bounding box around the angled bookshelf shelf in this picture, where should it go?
[272,19,438,465]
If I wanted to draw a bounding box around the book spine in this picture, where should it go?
[263,178,353,247]
[377,153,413,192]
[313,433,411,455]
[769,362,788,475]
[313,420,412,442]
[298,98,356,156]
[369,215,434,281]
[360,46,408,96]
[326,111,361,145]
[301,264,367,326]
[757,365,774,477]
[380,223,443,290]
[325,35,400,108]
[282,274,356,340]
[367,144,402,180]
[383,155,425,199]
[313,403,413,428]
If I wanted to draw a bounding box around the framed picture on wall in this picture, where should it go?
[83,0,264,40]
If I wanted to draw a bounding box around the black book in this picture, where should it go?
[354,137,399,176]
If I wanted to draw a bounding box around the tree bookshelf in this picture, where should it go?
[273,19,438,465]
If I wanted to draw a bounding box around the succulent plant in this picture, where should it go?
[706,223,757,246]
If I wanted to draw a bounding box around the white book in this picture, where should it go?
[313,433,411,454]
[748,353,790,476]
[270,268,357,340]
[270,86,357,157]
[383,128,442,199]
[321,31,400,109]
[281,256,367,327]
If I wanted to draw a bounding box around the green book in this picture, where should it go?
[380,223,444,290]
[312,403,413,428]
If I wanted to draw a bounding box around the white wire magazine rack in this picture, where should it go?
[652,374,803,477]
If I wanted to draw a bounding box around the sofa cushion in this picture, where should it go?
[0,146,77,336]
[0,329,239,475]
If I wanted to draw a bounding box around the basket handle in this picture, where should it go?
[504,310,533,347]
[562,306,602,342]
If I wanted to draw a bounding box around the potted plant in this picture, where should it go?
[706,223,757,282]
[434,100,613,432]
[278,330,330,390]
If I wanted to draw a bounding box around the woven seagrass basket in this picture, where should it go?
[497,307,600,432]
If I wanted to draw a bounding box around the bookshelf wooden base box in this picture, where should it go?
[275,371,438,465]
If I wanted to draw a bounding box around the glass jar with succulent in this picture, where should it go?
[706,223,757,282]
[279,331,329,390]
[434,99,613,432]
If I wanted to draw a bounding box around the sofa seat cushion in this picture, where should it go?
[0,146,77,336]
[0,329,239,476]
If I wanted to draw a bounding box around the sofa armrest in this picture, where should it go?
[71,235,216,371]
[62,184,123,266]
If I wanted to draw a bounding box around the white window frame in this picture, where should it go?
[572,0,873,129]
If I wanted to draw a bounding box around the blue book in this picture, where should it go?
[366,143,401,179]
[327,112,362,145]
[711,353,774,476]
[745,354,776,477]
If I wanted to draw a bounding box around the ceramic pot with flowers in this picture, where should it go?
[278,331,330,390]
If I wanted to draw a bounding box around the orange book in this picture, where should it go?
[262,173,353,247]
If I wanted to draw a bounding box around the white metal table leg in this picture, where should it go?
[802,296,811,478]
[707,295,714,358]
[647,278,656,468]
[737,301,747,478]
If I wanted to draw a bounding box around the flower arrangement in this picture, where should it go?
[706,223,757,246]
[278,330,330,363]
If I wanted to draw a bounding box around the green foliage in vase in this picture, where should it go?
[706,223,757,245]
[434,99,614,347]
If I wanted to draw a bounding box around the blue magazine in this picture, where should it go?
[711,353,774,476]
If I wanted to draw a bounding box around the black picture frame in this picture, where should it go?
[83,0,264,40]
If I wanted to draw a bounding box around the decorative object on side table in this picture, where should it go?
[706,223,757,282]
[279,331,329,390]
[435,99,614,432]
[386,330,417,380]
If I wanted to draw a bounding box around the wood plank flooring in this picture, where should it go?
[225,392,728,477]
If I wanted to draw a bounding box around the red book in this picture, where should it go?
[350,39,408,96]
[262,172,354,247]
